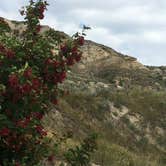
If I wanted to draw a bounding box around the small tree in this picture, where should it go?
[0,0,85,165]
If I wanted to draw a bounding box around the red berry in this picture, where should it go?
[36,25,41,33]
[78,36,84,46]
[5,49,15,59]
[22,83,31,94]
[35,125,47,136]
[32,78,41,90]
[0,44,5,52]
[52,99,58,105]
[15,162,21,166]
[8,74,19,88]
[23,68,32,78]
[45,58,53,65]
[39,13,44,19]
[75,54,82,62]
[0,127,10,136]
[48,155,54,162]
[32,112,43,120]
[66,57,75,66]
[60,45,68,53]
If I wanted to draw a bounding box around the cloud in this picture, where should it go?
[0,0,166,66]
[85,27,124,50]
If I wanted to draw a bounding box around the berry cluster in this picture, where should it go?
[38,3,46,19]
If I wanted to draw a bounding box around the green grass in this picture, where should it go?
[108,87,166,128]
[93,139,165,166]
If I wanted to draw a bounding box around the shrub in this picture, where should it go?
[0,0,85,165]
[64,134,98,166]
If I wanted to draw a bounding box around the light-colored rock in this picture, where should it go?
[127,113,142,128]
[108,102,129,120]
[155,126,165,136]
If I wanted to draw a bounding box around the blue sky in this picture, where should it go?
[0,0,166,66]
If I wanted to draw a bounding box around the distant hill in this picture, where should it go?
[1,17,166,166]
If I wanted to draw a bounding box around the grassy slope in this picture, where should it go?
[43,71,166,165]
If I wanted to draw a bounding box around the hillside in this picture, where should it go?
[55,41,166,165]
[1,17,166,166]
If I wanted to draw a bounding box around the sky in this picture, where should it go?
[0,0,166,66]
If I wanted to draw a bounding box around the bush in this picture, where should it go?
[64,134,98,166]
[0,0,85,165]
